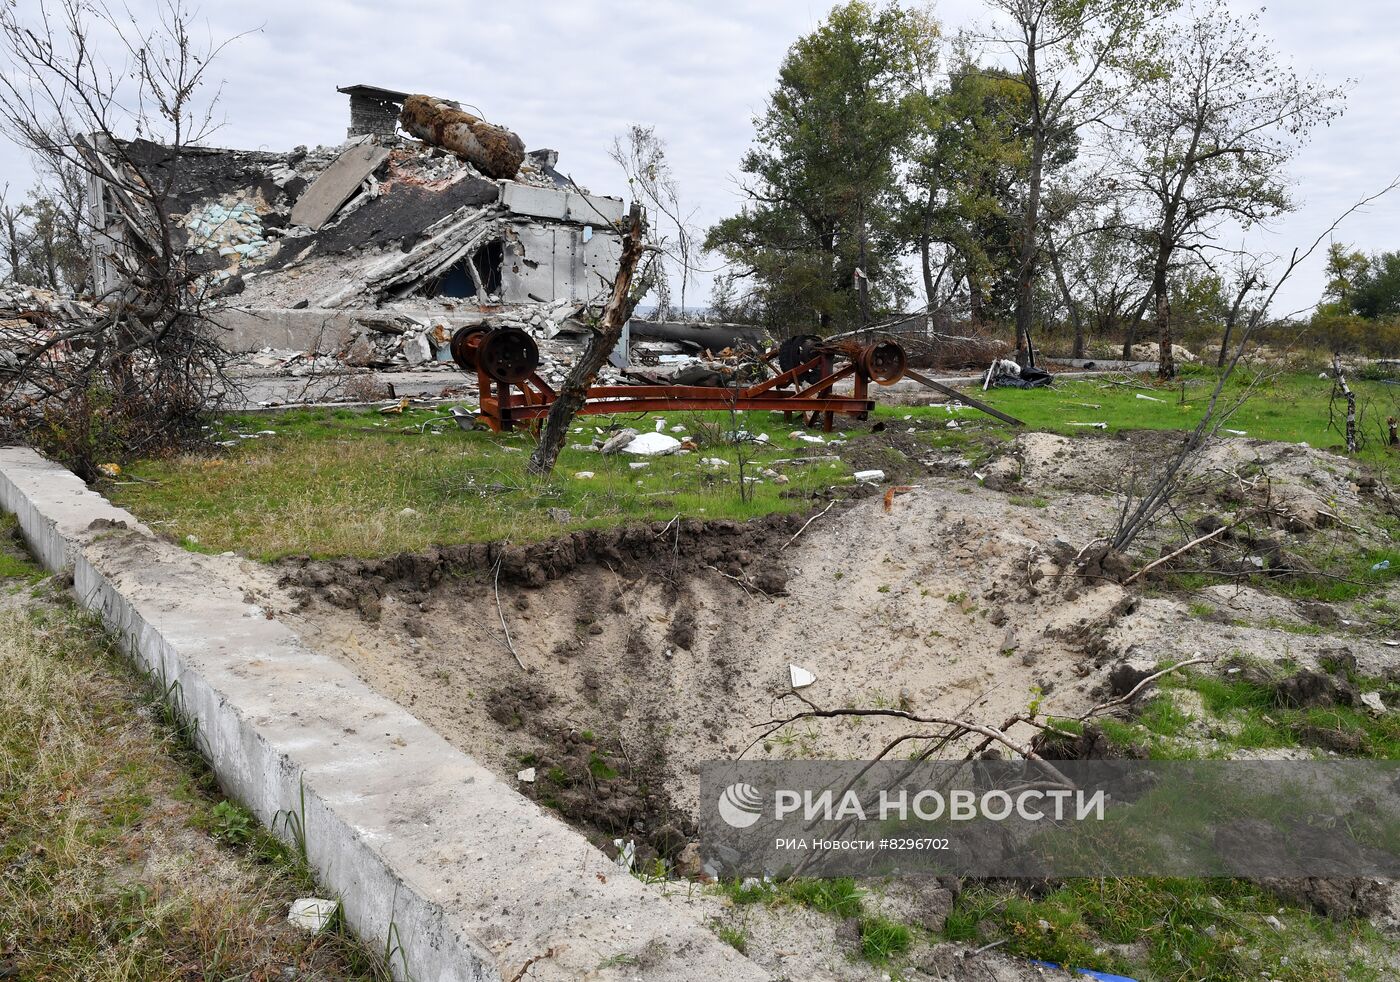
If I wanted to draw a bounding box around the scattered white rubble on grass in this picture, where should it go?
[701,457,728,468]
[623,432,682,455]
[1070,422,1108,429]
[574,471,595,479]
[789,664,816,689]
[287,898,338,934]
[670,424,687,433]
[1224,429,1247,436]
[629,462,649,470]
[1360,692,1387,715]
[946,420,960,429]
[613,838,636,871]
[790,431,825,444]
[1136,393,1164,403]
[517,767,537,783]
[398,507,419,518]
[854,469,886,483]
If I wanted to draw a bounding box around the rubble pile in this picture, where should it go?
[0,286,106,371]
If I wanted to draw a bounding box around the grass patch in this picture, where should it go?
[715,924,748,954]
[944,879,1393,981]
[108,408,850,559]
[857,915,912,962]
[961,368,1400,469]
[0,521,386,979]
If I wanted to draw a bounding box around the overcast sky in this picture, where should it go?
[3,0,1395,319]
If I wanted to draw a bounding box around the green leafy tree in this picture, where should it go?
[1322,242,1369,309]
[1351,251,1400,321]
[706,1,936,334]
[1123,0,1344,378]
[982,0,1179,363]
[904,64,1032,326]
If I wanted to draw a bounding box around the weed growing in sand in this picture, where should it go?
[715,923,749,953]
[858,915,912,962]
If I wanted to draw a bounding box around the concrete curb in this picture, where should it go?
[0,447,766,982]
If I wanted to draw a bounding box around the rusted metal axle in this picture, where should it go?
[449,326,909,433]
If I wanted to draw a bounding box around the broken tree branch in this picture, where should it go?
[1123,525,1229,585]
[1332,353,1358,454]
[780,499,836,551]
[1080,656,1212,719]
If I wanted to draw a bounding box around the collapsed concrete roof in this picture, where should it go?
[88,86,628,313]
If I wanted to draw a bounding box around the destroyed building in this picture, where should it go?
[85,84,629,370]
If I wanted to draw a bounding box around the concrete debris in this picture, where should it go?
[789,664,816,689]
[573,471,595,480]
[600,428,639,454]
[0,286,106,368]
[517,766,537,783]
[1360,691,1387,715]
[90,86,625,313]
[854,469,886,483]
[287,898,338,933]
[622,432,682,456]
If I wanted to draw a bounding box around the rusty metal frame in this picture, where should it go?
[460,337,902,433]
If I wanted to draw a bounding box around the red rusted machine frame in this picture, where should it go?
[456,329,904,433]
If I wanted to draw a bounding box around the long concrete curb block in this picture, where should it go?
[0,448,766,982]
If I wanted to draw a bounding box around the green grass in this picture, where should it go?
[108,407,850,560]
[857,915,912,962]
[906,367,1400,476]
[1087,667,1400,759]
[0,517,387,979]
[943,878,1393,981]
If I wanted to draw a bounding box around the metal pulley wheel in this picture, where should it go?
[449,325,489,371]
[860,339,908,385]
[477,327,540,384]
[777,334,826,384]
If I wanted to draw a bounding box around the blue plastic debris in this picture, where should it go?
[1029,962,1138,982]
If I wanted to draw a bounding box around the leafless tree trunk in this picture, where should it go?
[529,204,644,477]
[1333,353,1357,454]
[1217,272,1259,368]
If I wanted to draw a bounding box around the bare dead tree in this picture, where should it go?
[528,204,644,477]
[0,0,251,477]
[610,124,701,317]
[1331,353,1358,454]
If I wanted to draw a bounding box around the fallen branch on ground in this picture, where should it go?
[492,553,525,671]
[1123,526,1229,585]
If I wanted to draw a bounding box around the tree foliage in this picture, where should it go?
[705,1,936,335]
